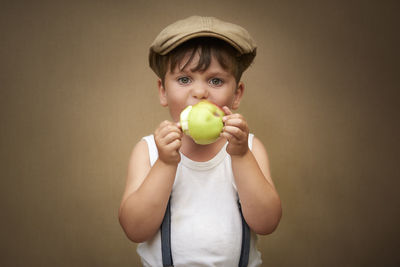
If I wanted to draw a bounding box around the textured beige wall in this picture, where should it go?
[1,1,399,266]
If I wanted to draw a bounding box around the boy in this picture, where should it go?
[119,16,282,267]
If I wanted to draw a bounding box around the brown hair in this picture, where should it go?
[149,37,256,85]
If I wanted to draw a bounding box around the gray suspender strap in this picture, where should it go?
[160,198,250,267]
[161,198,173,267]
[238,201,250,267]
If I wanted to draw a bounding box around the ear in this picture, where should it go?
[158,79,168,107]
[232,81,244,110]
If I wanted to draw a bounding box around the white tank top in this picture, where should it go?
[137,134,262,267]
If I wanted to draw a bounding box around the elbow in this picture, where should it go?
[255,215,282,235]
[254,200,282,235]
[124,230,149,244]
[118,213,155,243]
[118,203,143,243]
[119,218,147,243]
[255,219,280,235]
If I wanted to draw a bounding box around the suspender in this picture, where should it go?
[160,197,250,267]
[160,199,173,267]
[238,201,250,267]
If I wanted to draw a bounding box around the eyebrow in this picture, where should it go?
[170,68,230,77]
[206,70,230,76]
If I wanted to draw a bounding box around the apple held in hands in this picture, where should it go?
[180,100,225,145]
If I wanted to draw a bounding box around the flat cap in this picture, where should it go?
[150,16,257,56]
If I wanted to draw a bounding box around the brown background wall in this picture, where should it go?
[1,0,399,266]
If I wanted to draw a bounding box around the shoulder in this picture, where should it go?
[120,138,151,213]
[251,136,267,154]
[126,138,151,191]
[129,138,149,162]
[250,136,275,188]
[251,136,269,165]
[129,134,157,163]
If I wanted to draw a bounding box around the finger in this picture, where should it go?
[223,125,247,140]
[158,122,181,139]
[159,120,172,129]
[155,120,169,135]
[220,131,235,142]
[224,117,246,128]
[162,131,182,145]
[165,138,182,152]
[224,112,243,119]
[224,116,249,133]
[222,106,233,116]
[223,110,245,124]
[155,120,176,134]
[221,131,246,144]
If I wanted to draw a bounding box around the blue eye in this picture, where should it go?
[210,78,223,86]
[178,77,191,84]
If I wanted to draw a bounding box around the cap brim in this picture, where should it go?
[156,32,245,55]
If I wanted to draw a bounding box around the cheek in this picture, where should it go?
[212,88,237,107]
[167,99,186,122]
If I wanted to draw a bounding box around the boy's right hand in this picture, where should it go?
[154,120,183,166]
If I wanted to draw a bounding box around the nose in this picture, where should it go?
[191,82,209,100]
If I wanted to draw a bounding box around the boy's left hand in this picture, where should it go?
[221,106,249,157]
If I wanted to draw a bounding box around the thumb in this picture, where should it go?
[222,106,233,115]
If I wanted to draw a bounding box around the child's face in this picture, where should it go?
[158,51,244,122]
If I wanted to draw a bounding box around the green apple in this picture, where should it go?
[180,100,225,145]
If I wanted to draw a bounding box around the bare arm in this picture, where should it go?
[221,107,282,235]
[118,121,182,243]
[231,138,282,234]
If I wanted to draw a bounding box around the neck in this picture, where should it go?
[180,135,227,162]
